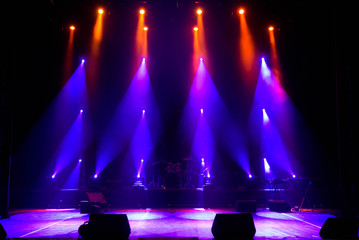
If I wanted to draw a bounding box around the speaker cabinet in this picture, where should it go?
[268,200,291,212]
[235,200,257,213]
[211,213,256,239]
[319,217,358,239]
[79,214,131,239]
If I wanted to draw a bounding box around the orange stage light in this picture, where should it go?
[140,9,145,15]
[193,27,198,31]
[69,25,75,30]
[268,26,281,82]
[98,8,104,14]
[197,9,202,15]
[238,9,256,85]
[239,9,244,15]
[143,26,148,31]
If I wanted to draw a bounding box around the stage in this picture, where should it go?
[0,208,335,239]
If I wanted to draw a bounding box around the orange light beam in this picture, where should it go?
[136,9,147,59]
[92,11,103,52]
[197,9,206,60]
[239,11,256,80]
[88,9,104,94]
[268,26,282,82]
[63,26,75,83]
[193,26,200,71]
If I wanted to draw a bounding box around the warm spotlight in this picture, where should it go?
[200,57,203,62]
[98,8,104,14]
[70,25,75,30]
[143,26,148,31]
[193,27,198,31]
[197,9,202,15]
[268,26,274,31]
[239,9,244,14]
[140,9,145,15]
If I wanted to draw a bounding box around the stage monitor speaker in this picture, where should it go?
[319,217,358,239]
[211,213,256,239]
[268,200,291,212]
[235,200,257,213]
[0,223,7,240]
[78,214,131,239]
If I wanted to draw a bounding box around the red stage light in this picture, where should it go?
[268,26,274,31]
[140,9,145,15]
[98,8,104,14]
[197,9,202,15]
[69,25,75,30]
[239,9,245,15]
[193,27,198,31]
[143,26,148,31]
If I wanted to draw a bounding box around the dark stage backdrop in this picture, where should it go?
[1,0,357,215]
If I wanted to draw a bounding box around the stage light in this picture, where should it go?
[80,109,84,113]
[193,27,198,31]
[70,25,75,30]
[197,9,202,15]
[264,158,271,174]
[200,108,204,114]
[51,174,56,179]
[81,59,85,64]
[249,174,253,179]
[261,57,265,62]
[262,108,269,124]
[239,9,244,15]
[200,57,203,62]
[140,9,145,15]
[201,158,204,162]
[137,174,140,178]
[79,159,82,163]
[98,8,104,14]
[143,26,148,31]
[268,26,274,31]
[141,159,144,162]
[292,174,296,178]
[207,173,211,178]
[94,174,98,179]
[142,109,145,115]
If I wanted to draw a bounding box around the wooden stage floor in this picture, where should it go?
[1,208,335,239]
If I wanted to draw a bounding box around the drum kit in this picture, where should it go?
[148,156,201,189]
